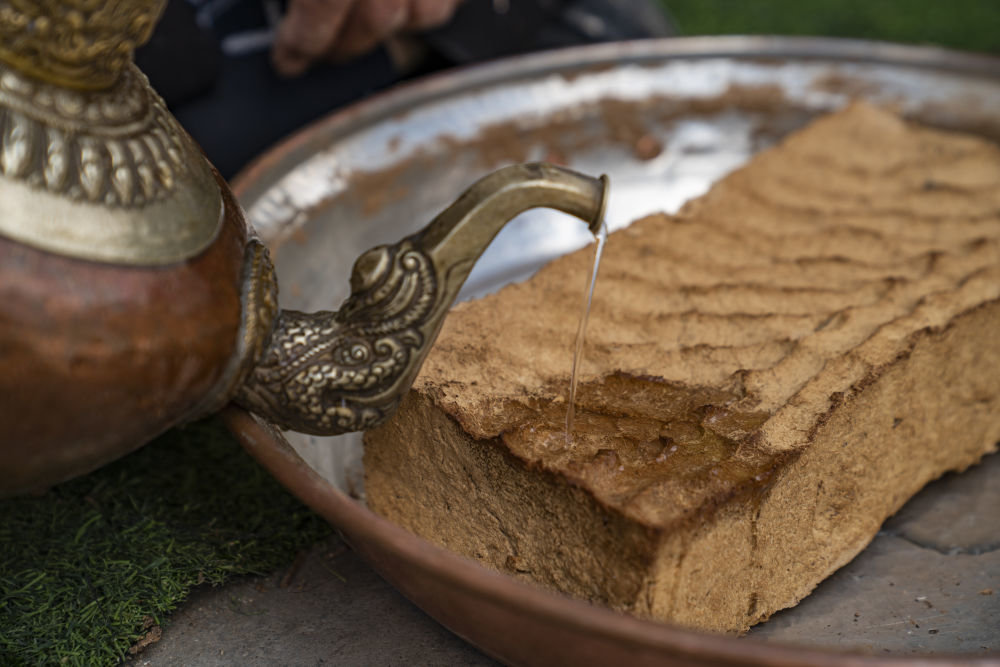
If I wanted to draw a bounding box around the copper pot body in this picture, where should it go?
[0,177,248,494]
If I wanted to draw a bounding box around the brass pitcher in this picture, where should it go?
[0,1,608,495]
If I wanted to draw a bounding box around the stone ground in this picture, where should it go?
[131,453,999,665]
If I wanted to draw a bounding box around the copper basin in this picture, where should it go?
[228,37,1000,666]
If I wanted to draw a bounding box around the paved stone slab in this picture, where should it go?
[883,451,1000,556]
[132,535,498,666]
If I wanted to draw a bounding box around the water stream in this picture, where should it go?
[565,220,609,444]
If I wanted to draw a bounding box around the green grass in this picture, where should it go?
[665,0,1000,54]
[0,419,332,666]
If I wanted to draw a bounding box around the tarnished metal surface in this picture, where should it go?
[232,37,1000,660]
[239,37,1000,308]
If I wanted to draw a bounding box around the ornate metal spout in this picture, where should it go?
[236,163,609,435]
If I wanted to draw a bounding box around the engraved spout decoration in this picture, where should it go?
[236,163,609,435]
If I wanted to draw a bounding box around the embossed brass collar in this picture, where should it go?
[0,59,223,265]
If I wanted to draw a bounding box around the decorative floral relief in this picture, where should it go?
[0,0,163,90]
[237,242,439,435]
[0,61,196,208]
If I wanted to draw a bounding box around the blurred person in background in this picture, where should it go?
[137,0,674,177]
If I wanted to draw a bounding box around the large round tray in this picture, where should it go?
[229,37,1000,665]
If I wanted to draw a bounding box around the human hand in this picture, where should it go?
[272,0,464,76]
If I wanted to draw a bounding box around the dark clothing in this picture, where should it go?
[137,0,673,178]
